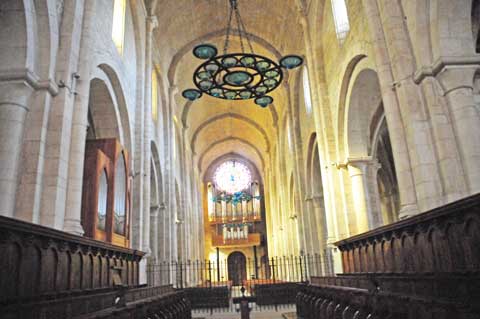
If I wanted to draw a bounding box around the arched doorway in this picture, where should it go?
[228,252,247,286]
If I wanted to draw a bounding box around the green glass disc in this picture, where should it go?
[224,91,237,100]
[224,71,252,86]
[211,88,223,97]
[280,55,303,69]
[256,61,270,72]
[182,89,202,101]
[265,70,279,78]
[193,44,218,59]
[205,63,219,74]
[255,86,268,95]
[264,79,277,88]
[239,91,252,99]
[197,71,212,80]
[241,56,255,67]
[199,80,213,90]
[222,57,238,67]
[255,96,273,107]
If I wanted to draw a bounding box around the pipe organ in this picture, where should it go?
[207,182,261,222]
[221,224,250,242]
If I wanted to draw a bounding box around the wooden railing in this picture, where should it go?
[296,194,480,318]
[0,216,191,318]
[3,284,191,319]
[335,193,480,274]
[0,215,145,305]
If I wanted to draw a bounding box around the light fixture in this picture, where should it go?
[182,0,303,108]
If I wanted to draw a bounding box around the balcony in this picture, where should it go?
[212,233,261,247]
[208,214,261,225]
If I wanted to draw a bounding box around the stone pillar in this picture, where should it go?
[149,205,159,285]
[310,195,326,250]
[0,82,32,217]
[305,196,322,275]
[362,0,420,218]
[63,0,97,235]
[347,158,381,233]
[150,205,159,262]
[436,66,480,194]
[158,203,167,261]
[301,198,315,255]
[142,14,158,258]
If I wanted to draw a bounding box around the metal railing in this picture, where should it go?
[147,253,333,289]
[146,252,334,313]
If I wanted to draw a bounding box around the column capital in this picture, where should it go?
[435,65,479,95]
[346,156,380,177]
[346,156,374,166]
[413,55,480,85]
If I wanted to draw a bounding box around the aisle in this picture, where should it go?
[192,306,296,319]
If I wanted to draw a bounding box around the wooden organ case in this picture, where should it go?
[81,138,131,248]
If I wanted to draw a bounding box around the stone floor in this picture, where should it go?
[192,306,297,319]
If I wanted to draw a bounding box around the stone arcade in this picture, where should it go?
[0,0,479,318]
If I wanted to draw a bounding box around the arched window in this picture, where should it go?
[287,123,293,152]
[303,66,313,114]
[114,154,126,235]
[97,169,108,231]
[112,0,126,55]
[331,0,350,41]
[151,70,158,121]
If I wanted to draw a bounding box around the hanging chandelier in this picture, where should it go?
[182,0,303,108]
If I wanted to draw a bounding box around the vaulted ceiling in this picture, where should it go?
[154,0,305,177]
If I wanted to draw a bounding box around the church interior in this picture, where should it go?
[0,0,479,318]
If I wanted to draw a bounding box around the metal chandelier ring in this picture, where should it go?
[192,53,283,101]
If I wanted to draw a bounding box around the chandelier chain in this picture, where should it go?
[223,1,234,54]
[182,0,303,105]
[236,6,255,54]
[234,8,245,55]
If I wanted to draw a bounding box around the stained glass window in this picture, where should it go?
[214,161,252,194]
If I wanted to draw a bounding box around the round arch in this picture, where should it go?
[190,113,271,154]
[344,68,382,158]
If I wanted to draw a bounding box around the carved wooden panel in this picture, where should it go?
[298,195,480,318]
[336,194,480,274]
[0,215,144,307]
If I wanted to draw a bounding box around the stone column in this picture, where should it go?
[0,82,32,217]
[158,203,167,261]
[150,205,159,262]
[347,158,381,233]
[142,14,158,257]
[63,0,96,235]
[310,195,326,250]
[362,0,420,218]
[301,197,315,255]
[436,66,480,194]
[149,205,159,285]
